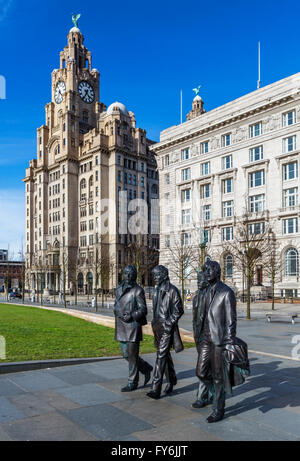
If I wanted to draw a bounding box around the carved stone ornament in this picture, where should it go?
[171,151,180,163]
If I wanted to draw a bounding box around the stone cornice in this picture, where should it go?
[151,93,297,154]
[242,159,270,171]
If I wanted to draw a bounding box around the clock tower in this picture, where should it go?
[24,19,159,297]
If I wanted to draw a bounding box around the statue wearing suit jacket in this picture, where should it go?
[196,260,239,423]
[114,265,153,392]
[192,271,214,409]
[146,265,184,400]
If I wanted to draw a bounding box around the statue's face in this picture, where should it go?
[197,273,208,290]
[203,262,219,283]
[123,267,136,284]
[152,269,167,286]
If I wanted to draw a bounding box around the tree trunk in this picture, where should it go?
[271,272,275,311]
[246,269,251,320]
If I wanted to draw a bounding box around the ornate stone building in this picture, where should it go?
[24,24,159,295]
[151,74,300,298]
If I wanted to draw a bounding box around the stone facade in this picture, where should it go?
[151,74,300,298]
[23,27,159,295]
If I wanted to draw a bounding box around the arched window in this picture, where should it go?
[224,254,233,278]
[285,248,299,276]
[87,272,93,294]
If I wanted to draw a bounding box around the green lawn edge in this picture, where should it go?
[0,303,195,363]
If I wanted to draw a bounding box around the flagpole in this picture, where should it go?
[257,41,261,89]
[180,89,183,124]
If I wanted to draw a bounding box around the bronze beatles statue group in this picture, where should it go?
[114,261,250,423]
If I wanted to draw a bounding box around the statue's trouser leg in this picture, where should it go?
[120,341,139,386]
[137,356,153,375]
[151,323,175,392]
[211,344,226,414]
[196,340,214,403]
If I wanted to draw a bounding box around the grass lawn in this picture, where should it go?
[0,303,194,363]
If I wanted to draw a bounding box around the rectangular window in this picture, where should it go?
[283,135,296,153]
[250,145,263,162]
[181,232,191,246]
[182,209,191,225]
[283,218,298,234]
[222,155,232,170]
[200,183,210,199]
[200,141,209,154]
[181,168,191,181]
[165,235,170,248]
[249,122,262,138]
[249,170,265,188]
[221,133,231,147]
[283,110,296,127]
[222,226,233,241]
[223,178,233,194]
[283,162,298,180]
[181,148,190,161]
[164,155,170,166]
[203,205,211,221]
[181,189,191,202]
[222,200,234,217]
[165,173,170,184]
[249,194,265,212]
[201,162,210,176]
[283,188,298,208]
[249,222,266,235]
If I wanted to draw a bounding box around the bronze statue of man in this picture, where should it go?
[114,265,153,392]
[192,271,213,408]
[196,260,237,422]
[147,265,184,400]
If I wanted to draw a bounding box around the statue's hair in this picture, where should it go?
[123,265,137,279]
[203,260,221,279]
[197,271,206,280]
[152,265,169,278]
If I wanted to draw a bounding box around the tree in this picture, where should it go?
[222,211,271,320]
[127,235,159,286]
[166,232,195,305]
[263,230,283,311]
[68,250,81,306]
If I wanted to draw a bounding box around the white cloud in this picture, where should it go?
[0,0,13,23]
[0,188,25,259]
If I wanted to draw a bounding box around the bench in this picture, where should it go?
[266,313,298,324]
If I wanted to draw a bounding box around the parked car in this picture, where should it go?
[11,292,22,299]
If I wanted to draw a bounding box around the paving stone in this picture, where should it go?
[133,419,221,441]
[0,378,28,396]
[87,362,130,380]
[62,403,153,440]
[6,394,55,418]
[8,371,68,392]
[1,412,98,441]
[56,383,123,406]
[48,366,105,385]
[112,396,194,426]
[0,426,13,441]
[32,390,82,411]
[0,397,25,424]
[190,413,297,441]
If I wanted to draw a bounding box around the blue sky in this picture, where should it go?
[1,0,300,255]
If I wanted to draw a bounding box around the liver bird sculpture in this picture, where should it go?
[72,13,81,28]
[193,85,201,96]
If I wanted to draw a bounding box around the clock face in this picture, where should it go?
[78,81,95,104]
[54,81,66,104]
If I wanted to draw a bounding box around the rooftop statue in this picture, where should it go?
[72,13,81,28]
[193,85,201,96]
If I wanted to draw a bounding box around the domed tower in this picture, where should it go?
[186,87,205,120]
